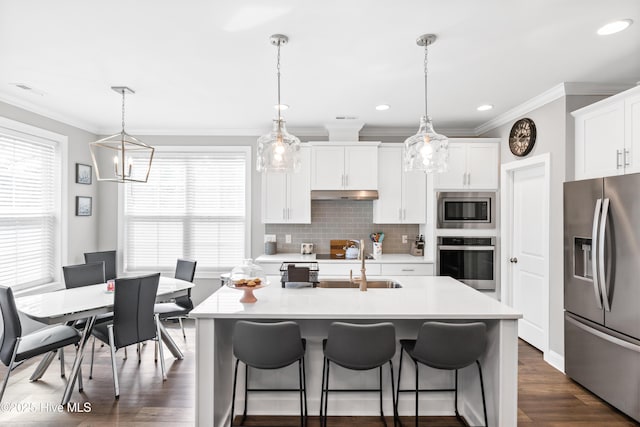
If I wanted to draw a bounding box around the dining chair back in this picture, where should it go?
[84,250,117,281]
[0,286,21,366]
[112,273,161,349]
[63,262,105,289]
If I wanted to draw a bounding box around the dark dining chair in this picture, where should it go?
[84,250,117,281]
[154,259,197,339]
[0,286,82,403]
[63,261,105,289]
[90,273,165,398]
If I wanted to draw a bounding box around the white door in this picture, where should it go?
[261,171,287,223]
[402,167,427,223]
[510,164,547,350]
[373,146,403,223]
[624,91,640,174]
[466,143,499,189]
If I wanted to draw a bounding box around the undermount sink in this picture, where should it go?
[317,279,402,289]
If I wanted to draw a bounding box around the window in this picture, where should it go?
[122,147,250,274]
[0,119,64,290]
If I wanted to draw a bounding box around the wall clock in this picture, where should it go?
[509,118,536,157]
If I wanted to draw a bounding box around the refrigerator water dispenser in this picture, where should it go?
[573,237,593,280]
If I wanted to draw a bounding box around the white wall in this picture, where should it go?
[481,94,607,359]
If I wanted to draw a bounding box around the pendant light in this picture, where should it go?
[89,87,154,183]
[256,34,301,172]
[404,34,449,173]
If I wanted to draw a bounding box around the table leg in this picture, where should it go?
[29,350,57,381]
[158,321,184,360]
[61,315,97,405]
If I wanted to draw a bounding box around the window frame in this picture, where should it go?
[0,116,68,293]
[117,145,252,278]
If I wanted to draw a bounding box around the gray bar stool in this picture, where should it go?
[320,322,397,427]
[231,321,307,427]
[396,321,488,427]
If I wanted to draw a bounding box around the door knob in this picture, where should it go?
[510,257,518,263]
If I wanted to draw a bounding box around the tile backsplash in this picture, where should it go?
[265,200,419,254]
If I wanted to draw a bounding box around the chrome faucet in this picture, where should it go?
[349,239,367,291]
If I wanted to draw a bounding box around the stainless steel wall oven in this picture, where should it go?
[437,236,496,290]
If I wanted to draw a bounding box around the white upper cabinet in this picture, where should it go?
[310,142,380,190]
[574,85,640,180]
[261,146,311,223]
[433,140,499,190]
[373,145,426,224]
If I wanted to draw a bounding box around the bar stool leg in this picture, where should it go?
[241,363,248,425]
[396,348,404,420]
[414,363,419,427]
[230,359,239,427]
[454,369,460,419]
[379,365,387,427]
[324,361,331,427]
[320,356,326,424]
[389,360,397,427]
[298,359,304,427]
[477,360,488,427]
[302,356,308,419]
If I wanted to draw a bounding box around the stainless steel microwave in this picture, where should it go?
[437,192,496,229]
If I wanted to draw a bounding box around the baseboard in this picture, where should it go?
[544,349,565,373]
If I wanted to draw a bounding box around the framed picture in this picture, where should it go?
[76,163,92,185]
[76,196,92,216]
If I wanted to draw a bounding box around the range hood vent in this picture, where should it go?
[311,190,378,201]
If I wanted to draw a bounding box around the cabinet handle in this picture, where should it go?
[625,149,631,167]
[403,209,407,220]
[283,208,286,220]
[345,174,349,187]
[401,268,415,272]
[398,208,402,220]
[617,150,623,168]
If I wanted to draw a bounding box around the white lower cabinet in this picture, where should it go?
[257,261,433,277]
[380,263,434,276]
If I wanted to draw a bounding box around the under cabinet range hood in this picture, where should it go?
[310,190,379,200]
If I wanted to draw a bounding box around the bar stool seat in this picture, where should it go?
[231,321,307,427]
[320,322,397,427]
[397,321,489,427]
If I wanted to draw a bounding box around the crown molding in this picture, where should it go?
[97,126,329,138]
[0,91,100,135]
[474,82,633,136]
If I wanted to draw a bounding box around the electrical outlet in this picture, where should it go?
[264,234,276,243]
[402,235,408,244]
[286,234,292,243]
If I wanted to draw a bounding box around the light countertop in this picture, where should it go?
[255,253,430,264]
[190,275,521,320]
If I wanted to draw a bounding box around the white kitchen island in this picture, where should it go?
[190,276,521,427]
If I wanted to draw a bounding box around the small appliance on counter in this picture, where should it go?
[410,235,425,256]
[280,262,319,288]
[300,242,314,255]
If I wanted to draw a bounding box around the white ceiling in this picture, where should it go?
[0,0,639,136]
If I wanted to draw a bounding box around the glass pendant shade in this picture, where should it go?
[404,115,449,173]
[257,118,301,172]
[89,132,154,183]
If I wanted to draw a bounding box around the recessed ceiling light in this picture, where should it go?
[375,104,390,111]
[597,19,633,35]
[273,104,289,111]
[477,104,493,111]
[10,83,45,96]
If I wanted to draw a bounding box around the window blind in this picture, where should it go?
[123,149,248,273]
[0,135,57,288]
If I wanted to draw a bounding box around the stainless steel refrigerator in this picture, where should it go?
[564,174,640,422]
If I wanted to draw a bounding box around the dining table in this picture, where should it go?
[14,276,194,405]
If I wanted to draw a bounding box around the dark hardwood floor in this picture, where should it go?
[0,320,637,426]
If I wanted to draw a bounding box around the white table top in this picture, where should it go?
[16,276,194,324]
[190,275,521,320]
[255,253,430,264]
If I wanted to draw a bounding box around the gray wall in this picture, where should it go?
[481,94,607,359]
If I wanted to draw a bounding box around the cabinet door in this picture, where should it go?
[575,101,625,179]
[373,147,403,224]
[311,146,345,190]
[344,146,378,190]
[466,143,499,189]
[261,171,287,223]
[624,92,640,175]
[287,147,311,223]
[402,167,427,223]
[433,143,467,189]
